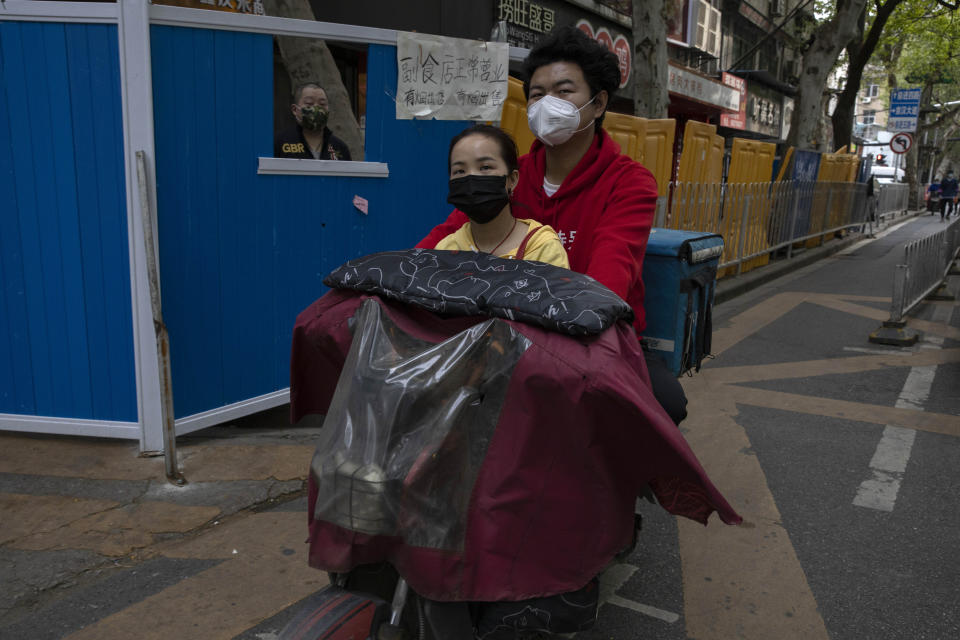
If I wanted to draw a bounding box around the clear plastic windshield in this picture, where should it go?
[310,299,531,551]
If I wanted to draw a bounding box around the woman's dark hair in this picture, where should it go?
[448,124,519,174]
[521,25,620,131]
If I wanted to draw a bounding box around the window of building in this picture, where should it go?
[696,0,722,59]
[866,84,879,98]
[862,110,876,125]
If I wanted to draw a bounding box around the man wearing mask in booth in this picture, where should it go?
[939,169,958,221]
[275,82,352,161]
[418,26,687,425]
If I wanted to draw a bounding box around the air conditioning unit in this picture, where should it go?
[862,96,872,103]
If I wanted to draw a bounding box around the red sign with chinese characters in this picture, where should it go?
[612,35,631,90]
[576,20,632,89]
[595,27,615,52]
[719,72,747,130]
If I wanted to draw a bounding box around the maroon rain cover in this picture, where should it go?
[291,287,740,603]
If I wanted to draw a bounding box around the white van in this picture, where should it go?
[870,165,905,183]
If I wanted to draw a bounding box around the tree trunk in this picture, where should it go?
[632,0,669,118]
[903,83,934,207]
[263,0,364,160]
[936,145,956,176]
[788,0,868,151]
[831,0,905,150]
[933,121,958,178]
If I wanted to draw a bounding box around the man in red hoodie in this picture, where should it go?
[419,26,687,424]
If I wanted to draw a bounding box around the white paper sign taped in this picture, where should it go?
[396,31,509,121]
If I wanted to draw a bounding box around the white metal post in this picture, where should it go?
[118,0,165,453]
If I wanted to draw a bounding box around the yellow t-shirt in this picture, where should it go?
[435,218,570,269]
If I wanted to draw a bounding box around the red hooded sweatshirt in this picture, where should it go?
[418,129,658,334]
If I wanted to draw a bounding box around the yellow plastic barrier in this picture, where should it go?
[807,152,859,247]
[708,134,724,184]
[674,121,723,250]
[727,139,776,183]
[723,139,777,275]
[677,120,721,184]
[602,110,645,164]
[641,119,676,197]
[602,112,676,197]
[501,76,536,155]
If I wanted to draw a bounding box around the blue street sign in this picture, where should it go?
[889,88,921,133]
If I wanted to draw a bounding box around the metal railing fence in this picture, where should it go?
[654,180,874,273]
[876,183,910,220]
[888,218,960,323]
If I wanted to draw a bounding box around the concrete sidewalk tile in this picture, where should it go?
[0,473,149,503]
[158,510,310,560]
[178,443,314,482]
[62,512,327,640]
[0,434,162,480]
[144,478,303,513]
[0,547,109,622]
[9,500,220,556]
[0,494,118,546]
[1,556,221,640]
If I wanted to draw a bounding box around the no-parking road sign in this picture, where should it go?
[890,132,913,154]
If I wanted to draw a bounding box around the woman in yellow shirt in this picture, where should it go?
[438,125,569,268]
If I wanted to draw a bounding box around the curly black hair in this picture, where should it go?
[521,25,621,131]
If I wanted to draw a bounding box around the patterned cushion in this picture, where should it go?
[323,249,633,336]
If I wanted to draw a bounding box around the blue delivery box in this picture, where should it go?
[640,229,724,376]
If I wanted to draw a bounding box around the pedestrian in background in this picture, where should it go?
[939,169,957,221]
[926,177,941,215]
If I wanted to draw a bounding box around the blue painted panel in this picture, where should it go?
[84,27,137,420]
[0,22,135,421]
[44,24,94,417]
[0,29,36,415]
[151,31,474,418]
[2,23,56,414]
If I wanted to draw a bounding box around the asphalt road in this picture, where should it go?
[584,215,960,639]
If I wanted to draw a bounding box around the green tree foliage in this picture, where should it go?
[878,2,960,183]
[892,2,960,94]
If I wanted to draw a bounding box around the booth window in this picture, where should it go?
[263,36,385,177]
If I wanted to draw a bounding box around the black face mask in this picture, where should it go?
[447,174,510,224]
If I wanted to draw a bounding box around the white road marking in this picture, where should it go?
[597,563,680,624]
[841,346,915,356]
[606,594,681,623]
[853,304,950,511]
[853,426,917,512]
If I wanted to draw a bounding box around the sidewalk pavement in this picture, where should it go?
[715,209,923,304]
[0,408,323,634]
[0,209,926,637]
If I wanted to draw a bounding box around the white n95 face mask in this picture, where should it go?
[527,94,597,146]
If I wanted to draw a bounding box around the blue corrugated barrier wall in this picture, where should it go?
[150,27,469,419]
[0,22,137,422]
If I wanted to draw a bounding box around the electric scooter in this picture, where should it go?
[283,248,740,640]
